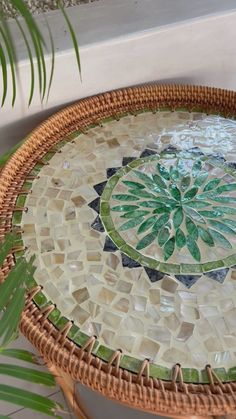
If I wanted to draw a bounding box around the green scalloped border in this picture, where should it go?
[9,108,236,384]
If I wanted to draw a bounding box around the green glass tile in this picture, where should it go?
[120,244,140,261]
[16,195,27,207]
[48,308,61,324]
[106,176,120,189]
[32,163,42,173]
[181,368,199,383]
[136,231,158,250]
[149,364,171,381]
[120,355,142,373]
[163,237,175,261]
[100,187,113,201]
[33,291,48,308]
[22,181,32,190]
[66,131,79,141]
[95,345,114,362]
[186,237,201,262]
[160,152,176,159]
[119,216,144,231]
[91,341,100,354]
[43,152,55,162]
[12,211,23,225]
[55,316,70,331]
[180,263,203,274]
[116,166,131,176]
[101,116,117,124]
[138,255,159,270]
[202,260,225,272]
[101,216,115,233]
[57,139,71,148]
[228,367,236,381]
[67,324,80,340]
[213,368,228,382]
[108,231,126,248]
[200,367,227,383]
[128,158,144,168]
[159,262,180,274]
[73,331,90,347]
[100,201,110,216]
[159,107,172,112]
[200,369,209,383]
[223,254,236,267]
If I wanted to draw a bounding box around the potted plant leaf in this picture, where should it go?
[0,1,81,416]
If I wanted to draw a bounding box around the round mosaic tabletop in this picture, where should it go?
[17,109,236,384]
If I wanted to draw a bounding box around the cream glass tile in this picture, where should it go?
[21,112,236,375]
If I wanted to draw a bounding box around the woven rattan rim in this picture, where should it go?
[1,84,236,416]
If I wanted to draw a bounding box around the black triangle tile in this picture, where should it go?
[144,267,165,282]
[122,157,136,166]
[88,197,100,213]
[91,215,104,232]
[103,236,118,252]
[227,162,236,169]
[121,253,141,268]
[106,167,121,178]
[175,275,201,288]
[188,146,204,155]
[93,181,107,196]
[163,145,178,152]
[204,268,229,284]
[140,149,157,158]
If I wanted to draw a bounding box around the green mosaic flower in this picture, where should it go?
[110,155,236,262]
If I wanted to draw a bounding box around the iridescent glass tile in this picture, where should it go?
[20,111,236,382]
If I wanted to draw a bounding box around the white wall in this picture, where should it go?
[1,0,236,153]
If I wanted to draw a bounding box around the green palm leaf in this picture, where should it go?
[0,14,16,106]
[0,364,55,387]
[0,235,63,417]
[0,348,38,364]
[0,234,14,266]
[0,287,25,347]
[57,0,81,74]
[0,384,62,417]
[0,0,81,106]
[15,18,35,105]
[0,42,7,106]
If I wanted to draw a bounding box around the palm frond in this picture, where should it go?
[0,0,81,106]
[0,234,64,417]
[0,385,62,417]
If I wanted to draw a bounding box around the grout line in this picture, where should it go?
[10,390,61,416]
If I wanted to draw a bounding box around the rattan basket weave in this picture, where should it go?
[1,84,236,418]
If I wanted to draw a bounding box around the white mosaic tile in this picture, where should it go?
[20,111,236,379]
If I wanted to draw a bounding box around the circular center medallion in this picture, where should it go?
[100,150,236,273]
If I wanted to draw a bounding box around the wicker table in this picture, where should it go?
[1,85,236,418]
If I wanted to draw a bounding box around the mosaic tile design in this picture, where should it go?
[19,111,236,382]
